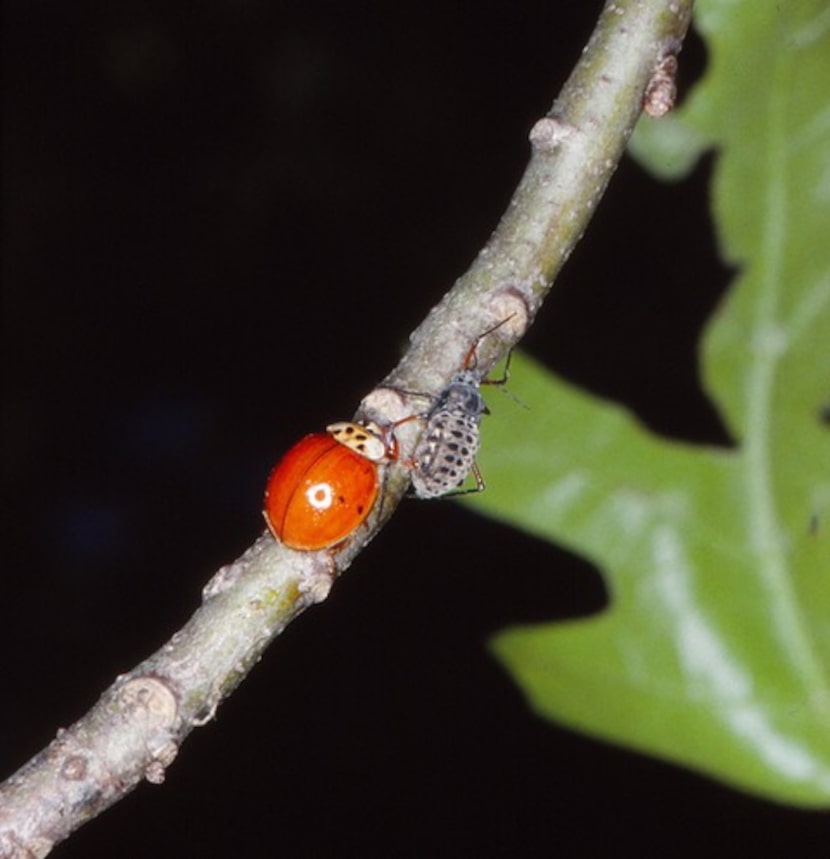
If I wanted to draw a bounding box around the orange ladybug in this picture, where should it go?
[263,427,384,551]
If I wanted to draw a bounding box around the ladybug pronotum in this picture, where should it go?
[263,430,380,551]
[326,420,394,462]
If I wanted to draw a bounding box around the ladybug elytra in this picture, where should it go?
[263,431,380,551]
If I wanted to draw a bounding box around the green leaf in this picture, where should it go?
[476,0,830,806]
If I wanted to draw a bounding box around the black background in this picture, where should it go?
[3,1,827,856]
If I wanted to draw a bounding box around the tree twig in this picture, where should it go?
[0,2,693,855]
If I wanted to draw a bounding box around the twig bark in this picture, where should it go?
[0,1,693,855]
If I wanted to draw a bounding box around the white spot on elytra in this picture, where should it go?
[306,483,334,510]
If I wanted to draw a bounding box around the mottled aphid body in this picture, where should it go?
[409,369,489,499]
[394,315,514,499]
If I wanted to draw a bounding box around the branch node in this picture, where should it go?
[529,115,576,152]
[59,756,88,782]
[116,677,178,729]
[298,557,337,603]
[643,52,678,117]
[144,759,170,785]
[202,559,246,599]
